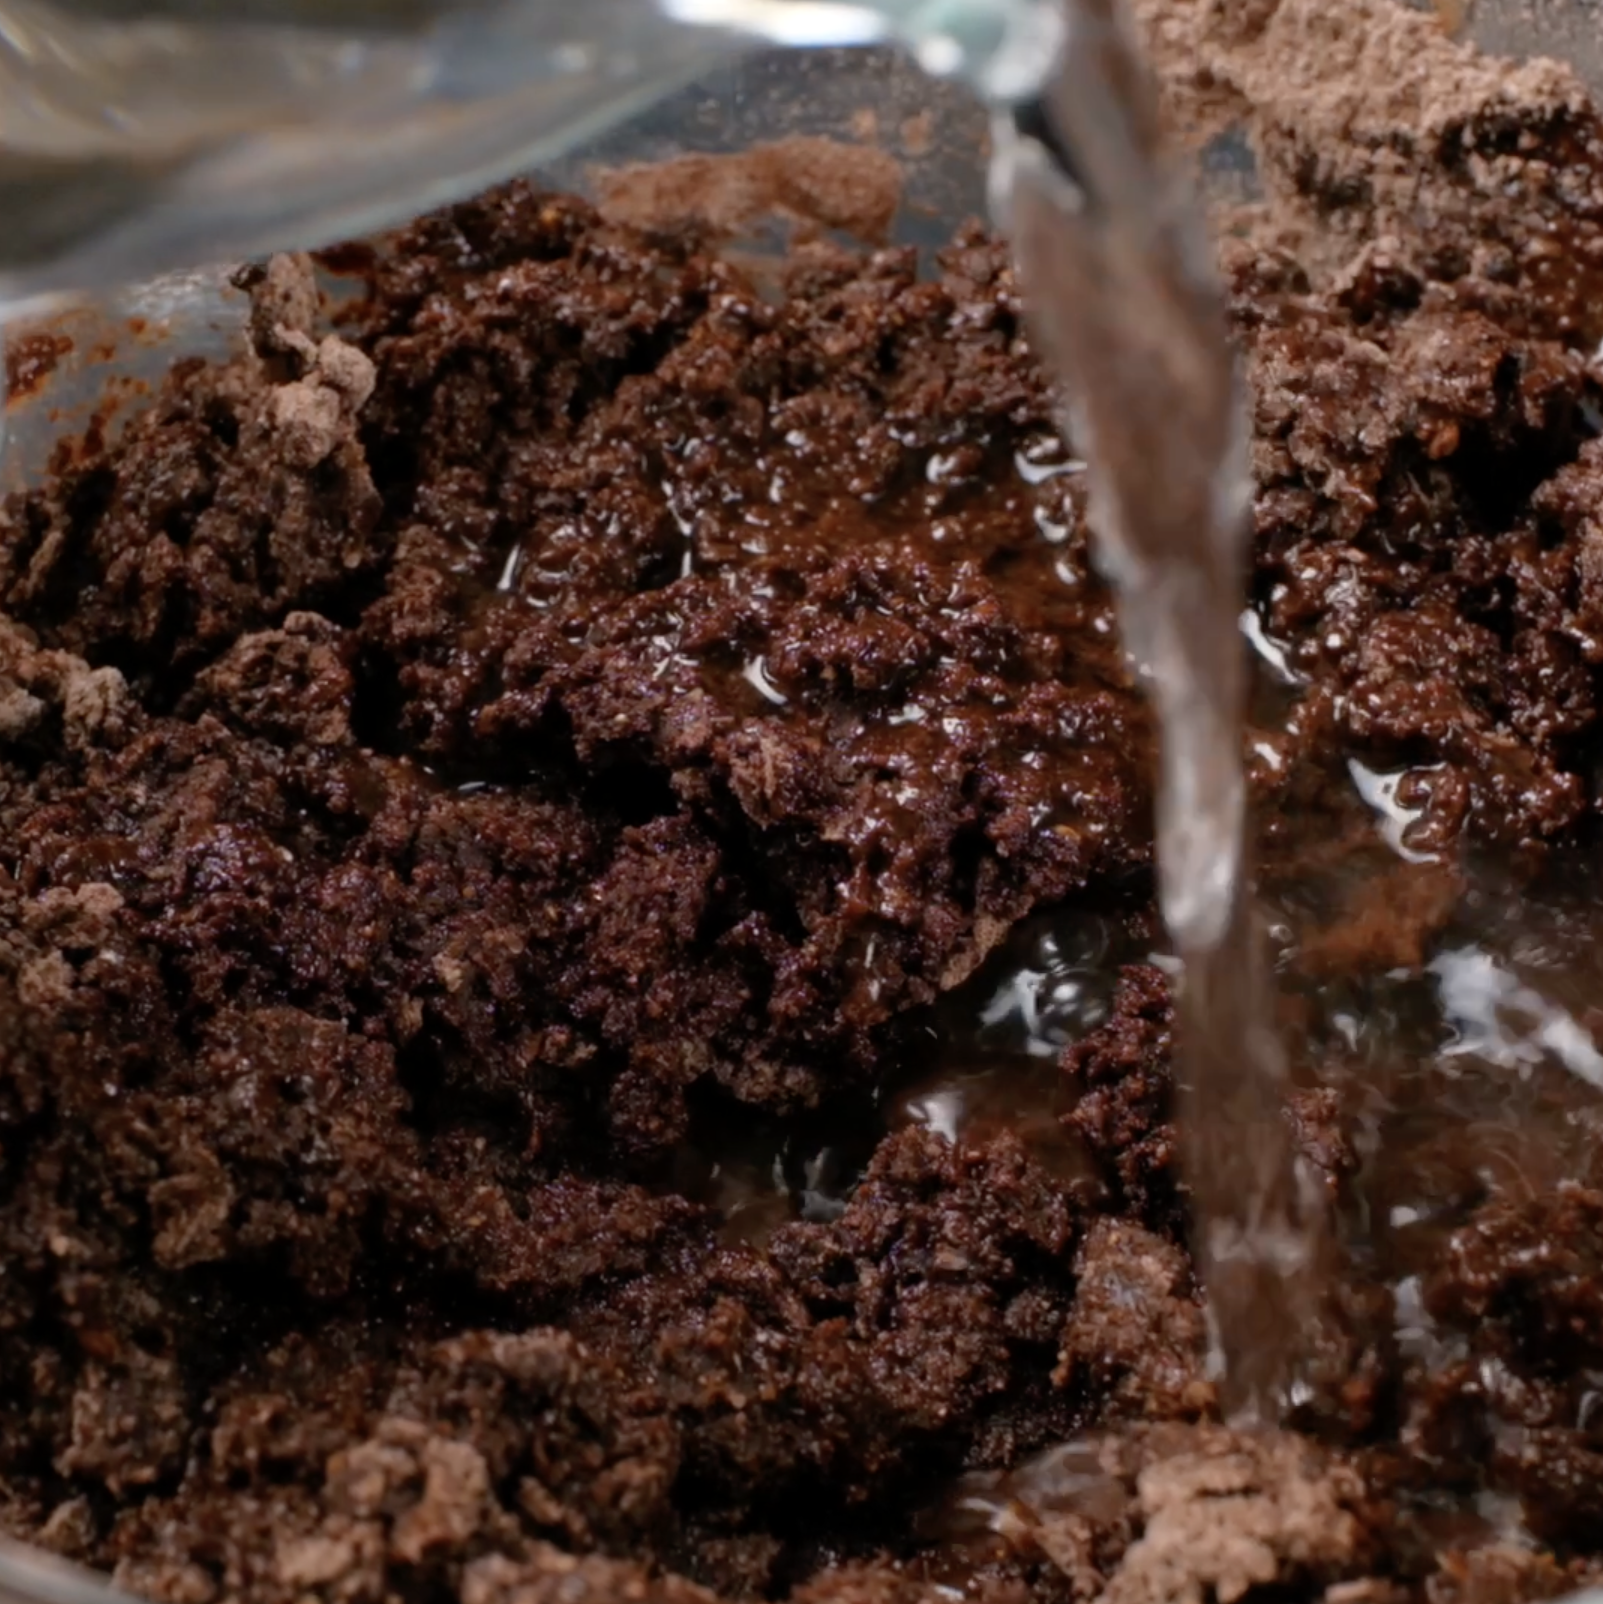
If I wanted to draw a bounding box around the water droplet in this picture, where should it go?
[1348,758,1441,864]
[1240,606,1301,684]
[1036,503,1073,545]
[1013,435,1087,485]
[742,655,788,706]
[1429,945,1603,1091]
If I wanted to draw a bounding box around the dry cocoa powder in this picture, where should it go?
[595,135,905,242]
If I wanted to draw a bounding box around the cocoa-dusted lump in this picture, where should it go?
[1062,965,1179,1233]
[1052,1220,1208,1420]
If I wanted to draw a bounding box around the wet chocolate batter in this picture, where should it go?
[4,2,1603,1600]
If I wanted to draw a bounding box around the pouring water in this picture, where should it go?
[992,0,1329,1419]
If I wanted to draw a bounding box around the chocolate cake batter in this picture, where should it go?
[3,2,1603,1602]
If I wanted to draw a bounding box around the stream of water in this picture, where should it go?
[989,0,1328,1419]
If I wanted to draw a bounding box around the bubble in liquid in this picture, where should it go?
[961,911,1120,1059]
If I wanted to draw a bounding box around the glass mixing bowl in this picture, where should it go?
[1,40,986,490]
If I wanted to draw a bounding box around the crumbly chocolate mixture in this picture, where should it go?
[4,3,1603,1602]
